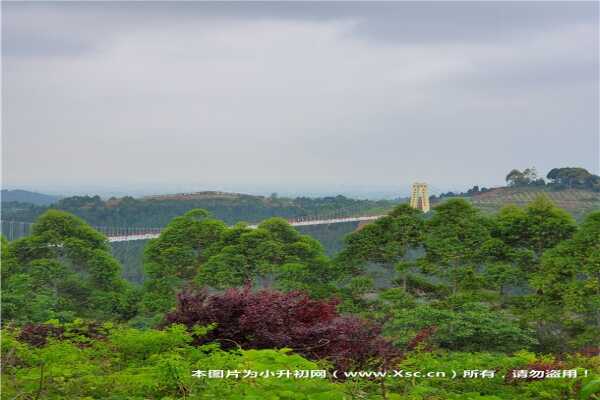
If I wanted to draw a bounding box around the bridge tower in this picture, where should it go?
[409,182,430,213]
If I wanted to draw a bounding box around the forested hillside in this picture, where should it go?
[2,193,390,282]
[2,197,599,399]
[1,192,396,227]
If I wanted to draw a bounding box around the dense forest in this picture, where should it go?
[110,221,360,284]
[3,167,599,289]
[1,192,396,227]
[2,193,390,283]
[2,196,599,399]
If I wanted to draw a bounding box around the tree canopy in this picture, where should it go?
[2,210,137,323]
[3,199,600,400]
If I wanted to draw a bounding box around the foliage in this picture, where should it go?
[386,350,600,400]
[3,193,600,399]
[547,167,600,191]
[1,324,349,400]
[164,286,400,370]
[384,302,536,353]
[1,210,138,323]
[1,192,395,228]
[142,211,341,315]
[501,165,600,191]
[2,324,599,400]
[421,199,491,294]
[581,379,600,400]
[140,209,228,314]
[528,211,600,351]
[492,196,576,256]
[338,204,424,268]
[505,167,546,187]
[197,218,330,290]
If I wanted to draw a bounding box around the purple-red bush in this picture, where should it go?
[16,321,108,348]
[407,326,437,351]
[164,287,400,370]
[17,324,64,347]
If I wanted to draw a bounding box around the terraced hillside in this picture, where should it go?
[467,187,600,219]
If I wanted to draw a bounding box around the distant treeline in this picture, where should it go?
[431,166,600,200]
[1,193,396,227]
[506,166,600,190]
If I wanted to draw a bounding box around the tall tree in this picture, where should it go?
[546,167,599,190]
[338,204,424,268]
[142,209,227,314]
[142,213,336,315]
[493,196,576,258]
[197,218,335,297]
[529,211,600,351]
[2,210,136,322]
[422,199,491,294]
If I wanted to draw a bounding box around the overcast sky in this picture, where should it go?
[2,2,598,197]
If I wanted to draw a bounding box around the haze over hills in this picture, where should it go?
[3,167,600,224]
[2,183,417,200]
[0,189,61,206]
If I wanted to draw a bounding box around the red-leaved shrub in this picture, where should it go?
[407,326,437,351]
[164,287,400,370]
[17,324,64,347]
[16,321,108,348]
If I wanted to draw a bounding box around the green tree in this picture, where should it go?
[506,169,528,186]
[2,210,136,323]
[1,323,349,399]
[334,204,425,311]
[493,196,576,257]
[338,204,424,268]
[505,167,545,187]
[422,199,491,294]
[547,166,599,190]
[197,218,334,296]
[141,209,227,314]
[142,213,336,315]
[529,211,600,351]
[384,301,536,352]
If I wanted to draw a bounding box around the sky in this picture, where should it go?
[2,2,599,198]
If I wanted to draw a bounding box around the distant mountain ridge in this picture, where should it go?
[1,189,60,206]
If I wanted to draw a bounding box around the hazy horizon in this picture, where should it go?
[2,2,599,195]
[0,182,432,200]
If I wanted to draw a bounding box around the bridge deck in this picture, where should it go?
[106,215,383,242]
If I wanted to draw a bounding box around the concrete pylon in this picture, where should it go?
[409,182,430,213]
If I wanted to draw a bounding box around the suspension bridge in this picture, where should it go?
[1,213,385,243]
[1,184,435,242]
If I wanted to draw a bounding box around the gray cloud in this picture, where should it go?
[2,2,598,196]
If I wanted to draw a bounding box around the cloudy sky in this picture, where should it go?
[2,2,598,197]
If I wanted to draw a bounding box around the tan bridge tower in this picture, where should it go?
[409,182,430,213]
